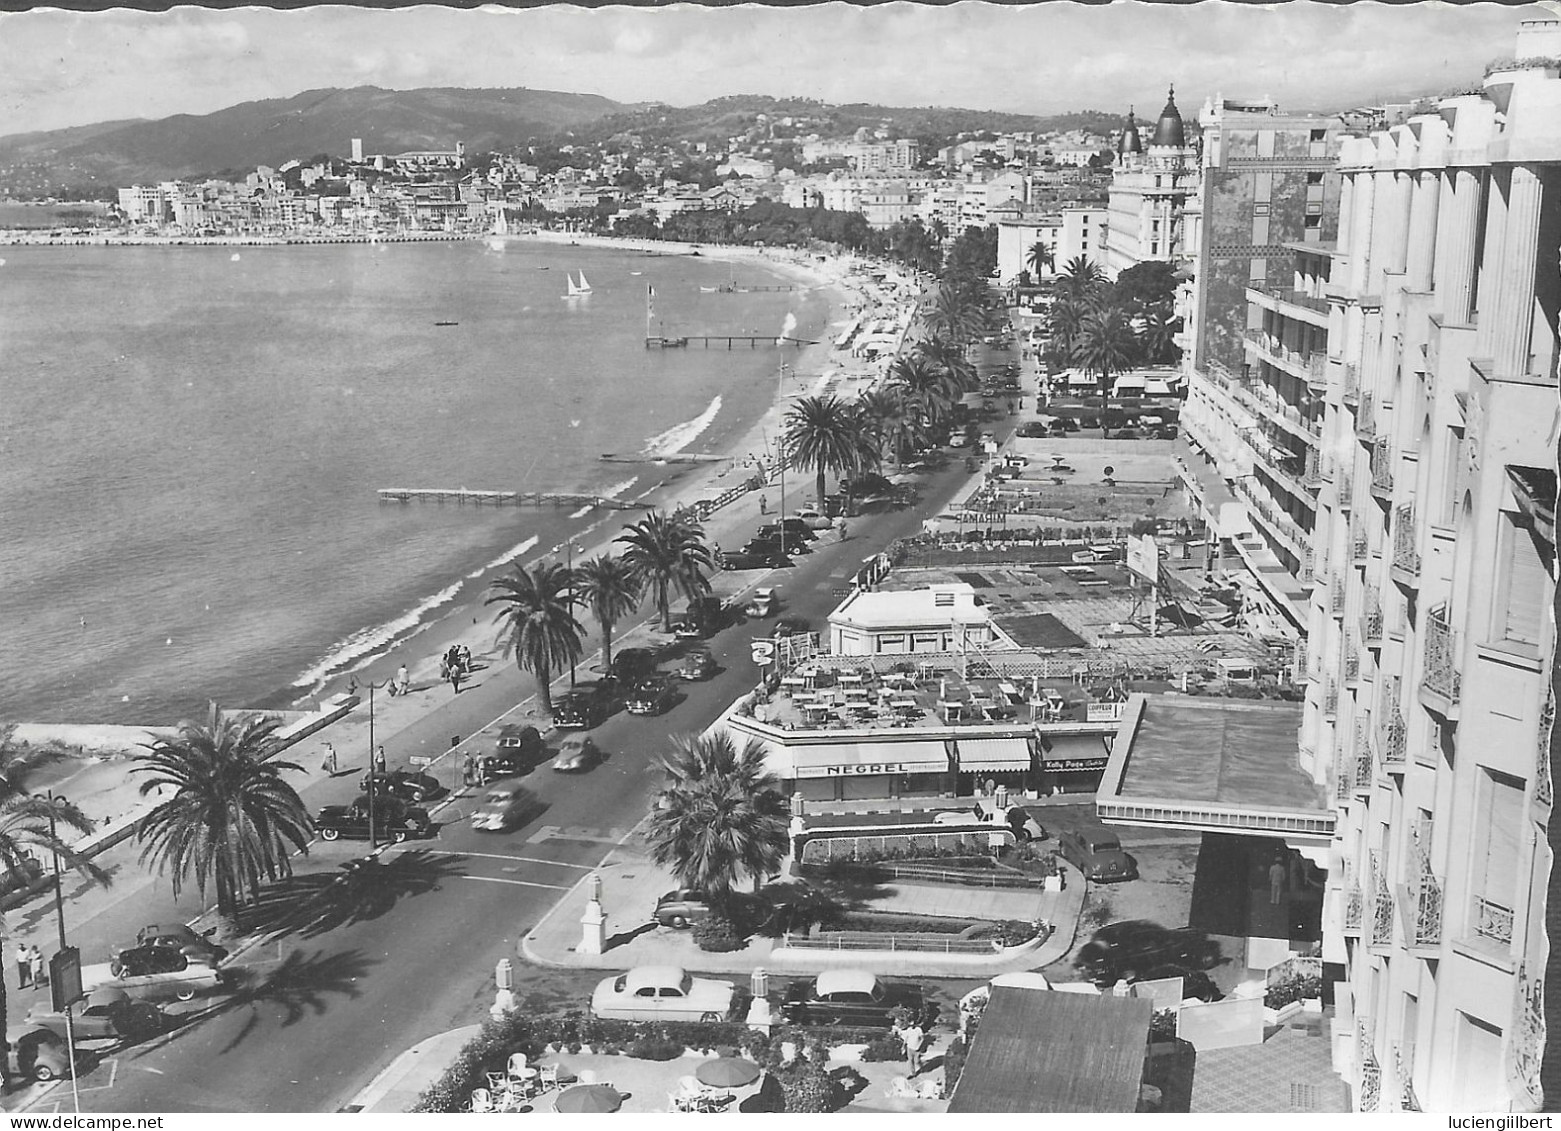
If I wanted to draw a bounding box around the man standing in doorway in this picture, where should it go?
[1269,854,1287,905]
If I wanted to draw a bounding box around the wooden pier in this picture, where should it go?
[645,335,818,350]
[377,488,637,509]
[599,453,725,465]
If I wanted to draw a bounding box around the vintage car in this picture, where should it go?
[1057,824,1137,881]
[470,785,543,833]
[9,1028,86,1082]
[780,970,927,1028]
[552,689,609,731]
[590,966,736,1023]
[624,673,675,716]
[932,801,1047,843]
[653,889,712,930]
[316,795,433,843]
[130,923,228,966]
[676,646,716,682]
[744,587,779,618]
[477,724,545,780]
[26,988,163,1044]
[551,735,601,773]
[83,949,227,1004]
[360,768,441,803]
[1074,921,1223,987]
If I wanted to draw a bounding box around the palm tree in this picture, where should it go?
[1046,294,1088,361]
[1138,308,1181,365]
[784,394,870,518]
[1026,240,1055,280]
[916,339,978,395]
[856,385,921,467]
[1057,254,1107,301]
[615,509,715,632]
[134,714,311,918]
[1074,305,1140,438]
[647,730,790,900]
[889,353,961,432]
[921,281,983,346]
[0,730,111,1075]
[572,553,642,673]
[486,559,585,714]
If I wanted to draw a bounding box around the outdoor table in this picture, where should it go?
[838,672,864,685]
[891,699,918,714]
[780,675,806,689]
[843,686,869,700]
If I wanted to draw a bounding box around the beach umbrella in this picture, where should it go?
[696,1057,761,1089]
[553,1084,623,1113]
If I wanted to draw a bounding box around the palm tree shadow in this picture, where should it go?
[147,947,378,1057]
[236,850,466,940]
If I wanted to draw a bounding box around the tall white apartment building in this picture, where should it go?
[1303,18,1559,1111]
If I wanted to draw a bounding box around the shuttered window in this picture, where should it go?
[1499,516,1548,645]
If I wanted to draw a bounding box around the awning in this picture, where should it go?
[789,739,950,779]
[954,737,1033,773]
[1037,733,1112,772]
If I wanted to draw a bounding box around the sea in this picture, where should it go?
[0,238,832,724]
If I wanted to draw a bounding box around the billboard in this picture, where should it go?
[1126,533,1160,584]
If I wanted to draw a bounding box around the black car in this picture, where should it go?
[552,688,608,730]
[781,970,928,1028]
[316,795,432,843]
[670,596,724,640]
[677,646,716,681]
[756,520,816,543]
[1138,965,1223,1003]
[1074,921,1223,986]
[747,535,810,556]
[773,615,811,638]
[719,548,781,571]
[608,646,659,685]
[128,924,228,966]
[360,768,441,803]
[110,945,215,979]
[480,724,545,779]
[625,673,675,715]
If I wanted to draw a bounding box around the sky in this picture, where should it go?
[0,1,1550,137]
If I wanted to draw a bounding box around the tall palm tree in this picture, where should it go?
[573,553,642,673]
[856,385,920,468]
[784,394,869,515]
[1138,308,1181,365]
[616,509,715,632]
[647,730,789,900]
[1074,305,1140,438]
[0,730,110,1075]
[1057,254,1107,301]
[487,559,585,714]
[916,339,978,395]
[1046,294,1088,361]
[134,714,311,918]
[1026,240,1055,280]
[889,353,961,431]
[922,281,983,346]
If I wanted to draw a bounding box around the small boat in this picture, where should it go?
[434,321,459,327]
[565,271,593,298]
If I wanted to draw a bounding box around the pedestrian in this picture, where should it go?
[373,746,387,776]
[321,742,338,776]
[836,517,848,541]
[450,666,463,695]
[16,942,31,989]
[901,1019,925,1077]
[462,753,477,787]
[1269,855,1287,905]
[758,493,768,515]
[396,664,410,696]
[30,945,46,990]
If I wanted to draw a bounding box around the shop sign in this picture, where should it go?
[825,762,908,776]
[1046,757,1108,771]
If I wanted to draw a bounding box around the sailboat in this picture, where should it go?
[564,270,593,298]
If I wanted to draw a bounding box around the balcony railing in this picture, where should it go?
[1361,584,1384,644]
[1330,574,1346,616]
[1390,504,1420,584]
[1395,1043,1422,1112]
[1342,363,1361,405]
[1351,524,1369,564]
[1420,603,1462,718]
[1324,679,1340,719]
[1356,391,1376,442]
[1343,883,1364,932]
[1370,438,1395,500]
[1344,637,1361,685]
[1355,713,1374,788]
[1380,705,1407,769]
[1371,850,1394,946]
[1251,282,1332,315]
[1398,816,1443,949]
[1307,352,1329,392]
[1538,686,1554,810]
[1337,472,1354,512]
[1473,896,1514,946]
[1301,449,1324,489]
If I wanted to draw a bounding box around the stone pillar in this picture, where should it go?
[1381,170,1414,278]
[1348,169,1377,295]
[1405,171,1441,293]
[1490,164,1545,380]
[1434,168,1481,325]
[746,967,774,1033]
[1474,166,1512,361]
[578,873,606,956]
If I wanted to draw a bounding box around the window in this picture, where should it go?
[1493,514,1547,647]
[1454,1013,1506,1108]
[1469,767,1524,946]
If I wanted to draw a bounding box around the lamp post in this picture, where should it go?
[555,541,583,687]
[776,360,791,560]
[347,676,393,849]
[42,793,80,1113]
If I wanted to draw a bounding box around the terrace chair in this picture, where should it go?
[538,1063,559,1091]
[486,1072,511,1096]
[470,1088,496,1113]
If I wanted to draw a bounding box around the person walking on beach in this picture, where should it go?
[29,945,47,990]
[16,942,31,989]
[449,664,464,695]
[396,663,410,696]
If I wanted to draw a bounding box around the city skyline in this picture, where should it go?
[0,1,1547,139]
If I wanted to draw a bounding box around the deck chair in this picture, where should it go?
[470,1088,495,1113]
[538,1063,559,1091]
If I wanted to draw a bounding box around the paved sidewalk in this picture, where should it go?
[346,1025,483,1113]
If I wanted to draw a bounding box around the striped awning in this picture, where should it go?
[954,737,1034,773]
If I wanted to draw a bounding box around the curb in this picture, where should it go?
[344,1024,483,1113]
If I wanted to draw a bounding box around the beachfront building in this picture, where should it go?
[827,582,1014,656]
[1296,23,1561,1110]
[1104,94,1200,278]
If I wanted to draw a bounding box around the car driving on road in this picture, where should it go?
[676,646,716,681]
[624,673,675,716]
[316,795,433,843]
[744,587,779,618]
[552,688,608,730]
[551,735,600,773]
[479,724,545,780]
[470,785,543,832]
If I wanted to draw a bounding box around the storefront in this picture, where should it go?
[951,735,1036,798]
[786,739,953,804]
[1035,731,1113,795]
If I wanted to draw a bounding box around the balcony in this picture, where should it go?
[1370,850,1394,947]
[1350,524,1369,565]
[1370,438,1395,502]
[1330,574,1346,617]
[1343,883,1364,933]
[1473,895,1514,946]
[1334,739,1353,800]
[1390,504,1420,588]
[1343,636,1361,687]
[1342,363,1361,406]
[1306,352,1328,393]
[1324,679,1339,719]
[1336,472,1354,513]
[1354,713,1374,791]
[1379,705,1407,771]
[1398,817,1443,951]
[1360,584,1384,646]
[1395,1043,1422,1112]
[1249,282,1332,318]
[1355,391,1376,443]
[1358,1025,1383,1113]
[1419,603,1462,721]
[1537,687,1554,810]
[1301,449,1325,490]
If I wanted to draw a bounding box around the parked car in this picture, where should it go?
[1057,824,1137,881]
[1137,964,1224,1003]
[551,735,600,773]
[9,1028,84,1082]
[1074,921,1223,987]
[85,950,227,1004]
[671,595,726,639]
[772,616,811,638]
[792,506,834,531]
[758,519,816,543]
[625,673,675,716]
[470,785,543,832]
[1,855,44,898]
[360,768,441,803]
[590,965,736,1022]
[26,988,163,1044]
[653,889,713,929]
[719,548,781,571]
[746,534,810,557]
[552,689,608,730]
[744,587,779,618]
[480,724,545,780]
[677,646,716,682]
[607,646,659,686]
[316,795,433,843]
[780,970,927,1028]
[131,923,228,966]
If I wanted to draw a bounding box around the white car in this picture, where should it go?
[792,507,834,531]
[470,785,542,832]
[82,953,227,1003]
[590,965,736,1022]
[744,587,778,618]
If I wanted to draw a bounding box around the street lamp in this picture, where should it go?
[555,541,583,687]
[776,360,790,560]
[41,792,81,1112]
[346,675,393,849]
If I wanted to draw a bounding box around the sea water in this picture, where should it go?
[0,239,830,723]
